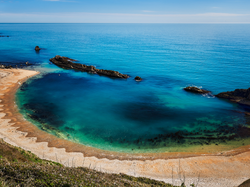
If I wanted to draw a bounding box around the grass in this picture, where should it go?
[238,179,250,187]
[0,138,247,187]
[0,139,180,187]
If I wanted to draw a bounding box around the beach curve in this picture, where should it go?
[1,68,250,186]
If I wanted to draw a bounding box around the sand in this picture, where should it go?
[0,68,250,187]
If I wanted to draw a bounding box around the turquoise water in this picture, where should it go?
[1,24,250,153]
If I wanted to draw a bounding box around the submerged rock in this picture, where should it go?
[35,46,41,51]
[50,55,129,79]
[134,76,142,81]
[183,86,210,94]
[216,88,250,106]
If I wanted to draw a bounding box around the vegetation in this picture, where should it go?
[0,139,179,187]
[239,179,250,187]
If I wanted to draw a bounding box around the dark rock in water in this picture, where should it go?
[0,62,34,69]
[183,86,210,94]
[0,64,12,69]
[134,76,142,81]
[0,64,5,69]
[216,88,250,106]
[50,55,129,79]
[35,46,41,51]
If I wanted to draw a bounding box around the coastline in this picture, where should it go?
[1,68,250,186]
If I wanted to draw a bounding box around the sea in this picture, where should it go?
[1,23,250,153]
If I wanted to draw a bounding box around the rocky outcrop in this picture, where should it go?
[35,46,41,51]
[183,86,210,94]
[216,88,250,106]
[50,55,129,79]
[0,62,34,69]
[134,76,142,81]
[0,64,13,69]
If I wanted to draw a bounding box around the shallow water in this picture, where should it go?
[1,23,250,153]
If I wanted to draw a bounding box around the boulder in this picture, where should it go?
[134,76,142,81]
[183,86,210,94]
[35,46,41,51]
[50,55,129,79]
[0,64,5,69]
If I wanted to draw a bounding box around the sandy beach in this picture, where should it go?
[0,68,250,187]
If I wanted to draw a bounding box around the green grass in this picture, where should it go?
[0,139,179,187]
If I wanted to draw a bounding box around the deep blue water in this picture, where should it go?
[1,24,250,153]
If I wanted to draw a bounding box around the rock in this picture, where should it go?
[134,76,142,81]
[0,62,33,69]
[35,46,41,51]
[0,64,12,69]
[216,88,250,106]
[183,86,210,94]
[50,55,129,79]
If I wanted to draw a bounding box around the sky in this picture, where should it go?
[0,0,250,23]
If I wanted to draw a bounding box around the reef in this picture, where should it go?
[35,46,41,51]
[183,86,210,94]
[216,88,250,106]
[50,55,129,79]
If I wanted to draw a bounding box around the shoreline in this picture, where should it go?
[1,68,250,186]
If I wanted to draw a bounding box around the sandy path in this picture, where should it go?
[0,68,249,187]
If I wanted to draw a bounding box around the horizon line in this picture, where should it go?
[1,22,250,24]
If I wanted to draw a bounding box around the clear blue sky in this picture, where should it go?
[1,0,250,23]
